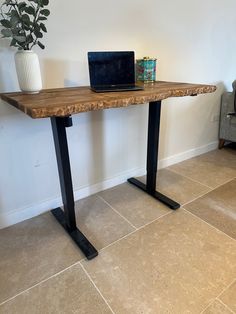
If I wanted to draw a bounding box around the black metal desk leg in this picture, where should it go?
[50,116,98,260]
[146,100,161,193]
[128,101,180,210]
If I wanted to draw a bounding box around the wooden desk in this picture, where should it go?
[0,81,216,260]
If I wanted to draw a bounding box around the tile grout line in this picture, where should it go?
[182,208,236,243]
[168,166,236,191]
[99,229,137,253]
[78,211,174,312]
[166,159,236,313]
[2,151,235,309]
[0,259,82,307]
[199,299,216,314]
[99,170,236,251]
[79,262,116,314]
[182,176,236,207]
[216,298,236,314]
[200,278,236,314]
[182,189,215,207]
[213,176,236,190]
[167,168,214,189]
[136,210,173,232]
[99,210,173,253]
[98,168,236,253]
[97,195,137,230]
[216,278,236,300]
[182,173,236,243]
[0,210,173,307]
[199,299,217,314]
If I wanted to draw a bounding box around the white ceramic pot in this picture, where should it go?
[14,50,42,94]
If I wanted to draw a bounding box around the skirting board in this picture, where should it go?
[0,166,146,229]
[0,140,218,229]
[158,141,218,169]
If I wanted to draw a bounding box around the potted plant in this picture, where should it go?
[0,0,50,93]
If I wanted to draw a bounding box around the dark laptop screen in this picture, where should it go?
[88,51,135,86]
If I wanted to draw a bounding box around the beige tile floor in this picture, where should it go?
[0,148,236,314]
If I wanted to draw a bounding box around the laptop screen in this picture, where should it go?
[88,51,135,86]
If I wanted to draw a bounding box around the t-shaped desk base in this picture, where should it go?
[128,101,180,210]
[50,101,179,260]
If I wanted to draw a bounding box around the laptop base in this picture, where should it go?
[91,85,144,93]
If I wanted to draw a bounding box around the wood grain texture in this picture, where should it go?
[0,81,217,119]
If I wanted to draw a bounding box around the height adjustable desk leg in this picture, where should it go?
[128,101,180,210]
[50,116,98,260]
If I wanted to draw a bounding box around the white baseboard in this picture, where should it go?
[158,141,218,169]
[0,167,146,229]
[0,140,218,229]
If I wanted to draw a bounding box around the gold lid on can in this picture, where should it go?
[143,56,157,61]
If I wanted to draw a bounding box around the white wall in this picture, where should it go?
[0,0,235,228]
[146,0,236,159]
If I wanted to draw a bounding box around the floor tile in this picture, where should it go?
[168,148,236,188]
[202,299,234,314]
[139,168,211,205]
[219,280,236,313]
[98,182,170,228]
[0,195,134,306]
[0,264,112,314]
[184,179,236,239]
[0,213,82,304]
[75,195,135,249]
[82,210,236,314]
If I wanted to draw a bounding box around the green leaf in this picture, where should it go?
[10,38,17,46]
[10,10,19,18]
[37,16,47,21]
[11,28,20,35]
[34,23,41,32]
[41,0,49,5]
[34,30,43,38]
[13,35,26,42]
[24,25,31,31]
[26,34,33,43]
[40,23,47,32]
[10,15,19,27]
[22,14,30,21]
[0,19,11,28]
[1,28,12,37]
[21,14,31,25]
[18,2,27,12]
[37,40,45,49]
[40,9,50,16]
[24,6,35,15]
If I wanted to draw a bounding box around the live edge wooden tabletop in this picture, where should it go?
[0,81,216,119]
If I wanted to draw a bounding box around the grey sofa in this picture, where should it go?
[219,81,236,148]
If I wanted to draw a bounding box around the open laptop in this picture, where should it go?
[88,51,143,92]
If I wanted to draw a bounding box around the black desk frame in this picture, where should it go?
[50,100,180,260]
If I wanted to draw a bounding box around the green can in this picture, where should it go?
[136,57,157,82]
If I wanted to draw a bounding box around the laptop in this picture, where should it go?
[88,51,143,92]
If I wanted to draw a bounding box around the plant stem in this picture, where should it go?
[12,0,28,49]
[29,4,40,50]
